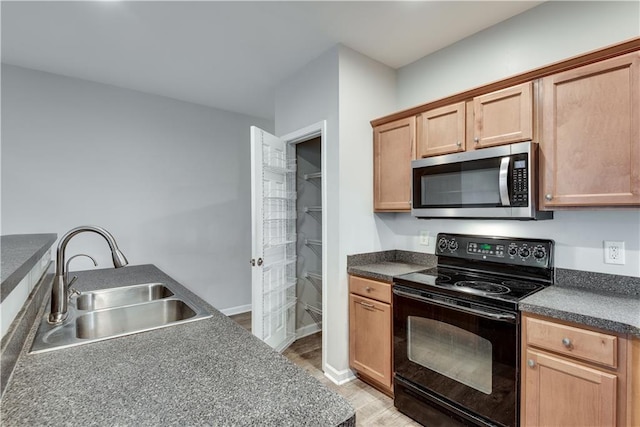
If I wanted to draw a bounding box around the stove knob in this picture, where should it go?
[448,240,459,251]
[519,247,531,259]
[533,246,547,260]
[438,238,448,252]
[508,246,518,256]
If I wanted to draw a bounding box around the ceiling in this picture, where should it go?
[1,1,543,119]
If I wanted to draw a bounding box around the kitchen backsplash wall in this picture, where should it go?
[376,211,640,278]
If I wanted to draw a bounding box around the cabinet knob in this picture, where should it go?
[474,137,479,143]
[365,286,372,292]
[562,337,572,348]
[527,359,536,368]
[545,194,553,201]
[456,141,461,147]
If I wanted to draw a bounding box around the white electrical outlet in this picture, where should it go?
[604,241,625,265]
[419,230,430,246]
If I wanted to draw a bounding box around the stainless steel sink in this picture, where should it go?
[30,282,211,354]
[76,299,196,339]
[76,283,174,311]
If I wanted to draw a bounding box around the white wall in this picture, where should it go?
[274,45,396,382]
[398,1,640,109]
[1,64,274,312]
[275,46,343,380]
[376,1,640,279]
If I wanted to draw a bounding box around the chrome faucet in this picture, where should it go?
[48,225,129,324]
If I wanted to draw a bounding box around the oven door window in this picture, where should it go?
[408,316,492,394]
[415,157,503,208]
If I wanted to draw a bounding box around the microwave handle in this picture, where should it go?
[499,157,511,206]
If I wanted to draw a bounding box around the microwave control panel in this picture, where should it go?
[436,233,554,269]
[510,154,529,206]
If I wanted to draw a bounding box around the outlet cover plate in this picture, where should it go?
[419,230,430,246]
[604,241,625,265]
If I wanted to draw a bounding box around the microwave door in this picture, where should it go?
[414,156,511,217]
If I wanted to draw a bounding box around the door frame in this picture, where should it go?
[280,120,327,374]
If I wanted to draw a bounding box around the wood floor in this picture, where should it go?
[229,312,421,426]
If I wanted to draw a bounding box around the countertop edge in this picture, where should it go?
[1,234,57,302]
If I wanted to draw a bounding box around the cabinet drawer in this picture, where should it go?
[349,275,391,304]
[525,317,617,368]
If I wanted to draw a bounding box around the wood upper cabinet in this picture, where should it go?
[417,102,466,157]
[472,82,533,149]
[521,314,630,427]
[540,51,640,208]
[349,275,393,395]
[373,116,416,212]
[417,82,533,158]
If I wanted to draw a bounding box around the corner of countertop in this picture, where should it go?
[1,233,57,302]
[347,249,437,282]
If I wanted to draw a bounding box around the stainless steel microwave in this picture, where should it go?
[411,141,552,220]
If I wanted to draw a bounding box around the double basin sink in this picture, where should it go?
[30,282,212,353]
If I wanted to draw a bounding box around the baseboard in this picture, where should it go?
[219,304,251,316]
[323,363,356,386]
[296,323,321,339]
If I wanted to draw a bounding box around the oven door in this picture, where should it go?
[393,285,519,427]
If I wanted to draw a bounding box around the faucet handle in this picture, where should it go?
[68,276,78,288]
[68,286,81,300]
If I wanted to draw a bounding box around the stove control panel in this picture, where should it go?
[436,233,554,269]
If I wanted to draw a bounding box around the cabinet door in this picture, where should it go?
[349,294,392,389]
[523,349,617,427]
[417,102,465,157]
[472,82,533,149]
[540,52,640,207]
[373,117,416,211]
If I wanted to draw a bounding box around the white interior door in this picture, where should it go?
[250,126,297,352]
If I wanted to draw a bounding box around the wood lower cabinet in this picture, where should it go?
[521,313,632,427]
[631,338,640,426]
[540,51,640,208]
[373,116,416,212]
[417,82,533,158]
[348,275,393,395]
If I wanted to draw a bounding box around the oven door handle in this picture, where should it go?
[393,288,516,322]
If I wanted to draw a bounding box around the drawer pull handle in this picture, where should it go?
[360,302,375,310]
[562,337,572,348]
[365,286,372,292]
[527,359,536,368]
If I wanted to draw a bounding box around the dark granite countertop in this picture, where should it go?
[0,265,355,426]
[346,250,437,283]
[520,269,640,338]
[1,234,57,301]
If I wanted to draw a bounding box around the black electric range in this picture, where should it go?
[394,233,554,311]
[392,233,555,427]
